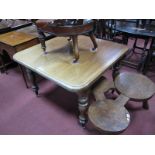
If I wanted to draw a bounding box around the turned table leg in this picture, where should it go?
[26,68,39,96]
[77,91,89,127]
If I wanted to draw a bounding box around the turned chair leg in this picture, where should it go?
[143,100,149,110]
[72,35,79,63]
[37,29,47,54]
[89,32,98,51]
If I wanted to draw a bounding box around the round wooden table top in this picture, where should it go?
[115,72,155,100]
[88,100,130,133]
[35,19,94,36]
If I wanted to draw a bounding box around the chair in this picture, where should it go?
[94,19,115,40]
[133,20,155,73]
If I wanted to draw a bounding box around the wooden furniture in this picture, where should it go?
[88,96,130,133]
[0,31,39,55]
[13,35,128,126]
[114,72,155,109]
[147,39,155,72]
[114,24,155,73]
[16,24,55,41]
[88,71,155,133]
[112,20,140,43]
[88,77,130,133]
[0,31,39,87]
[34,19,97,63]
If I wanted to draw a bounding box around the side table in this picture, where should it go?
[88,77,130,133]
[0,31,39,87]
[114,72,155,109]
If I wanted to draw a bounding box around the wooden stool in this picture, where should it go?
[88,77,130,133]
[114,72,155,109]
[0,31,39,87]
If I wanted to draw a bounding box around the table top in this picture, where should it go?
[0,31,37,47]
[88,97,130,133]
[16,25,55,40]
[13,36,128,92]
[115,25,155,38]
[16,25,39,37]
[115,72,155,100]
[35,19,94,36]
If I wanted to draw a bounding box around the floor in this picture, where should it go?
[0,39,155,135]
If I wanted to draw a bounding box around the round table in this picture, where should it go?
[114,24,155,73]
[114,72,155,109]
[88,77,130,133]
[34,19,98,63]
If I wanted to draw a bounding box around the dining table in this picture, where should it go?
[13,35,128,127]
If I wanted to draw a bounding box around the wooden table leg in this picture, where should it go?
[18,65,29,88]
[26,68,39,96]
[37,29,47,54]
[77,91,89,127]
[89,32,98,51]
[0,53,8,74]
